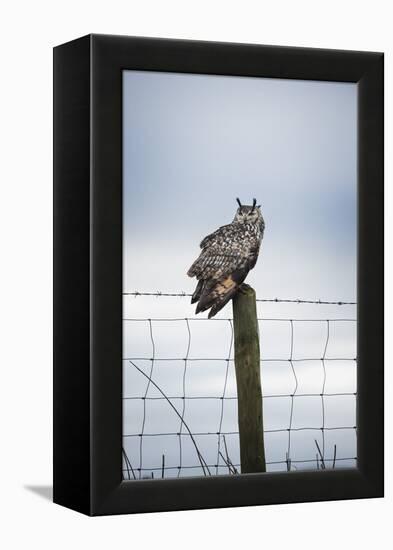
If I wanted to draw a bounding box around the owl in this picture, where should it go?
[187,198,265,318]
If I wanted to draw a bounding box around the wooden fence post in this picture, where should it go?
[232,284,266,473]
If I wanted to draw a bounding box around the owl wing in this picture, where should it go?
[187,224,260,317]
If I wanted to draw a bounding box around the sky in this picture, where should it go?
[122,70,357,479]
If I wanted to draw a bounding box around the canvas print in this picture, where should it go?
[122,70,357,480]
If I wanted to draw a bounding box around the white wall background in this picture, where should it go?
[0,1,390,549]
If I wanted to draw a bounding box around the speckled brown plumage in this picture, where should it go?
[187,199,265,318]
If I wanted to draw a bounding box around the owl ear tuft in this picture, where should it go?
[257,204,261,209]
[236,198,242,208]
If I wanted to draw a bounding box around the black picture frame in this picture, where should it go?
[53,34,384,516]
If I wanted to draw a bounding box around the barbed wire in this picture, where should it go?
[123,290,356,306]
[122,296,357,479]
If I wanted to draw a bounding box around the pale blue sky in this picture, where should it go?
[123,70,357,301]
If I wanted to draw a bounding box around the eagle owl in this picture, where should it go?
[187,198,265,318]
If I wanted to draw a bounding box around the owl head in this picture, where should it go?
[233,198,263,225]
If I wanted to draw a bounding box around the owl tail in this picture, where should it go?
[191,279,204,304]
[207,286,239,318]
[195,275,239,318]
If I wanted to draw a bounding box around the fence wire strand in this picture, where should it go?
[215,319,234,475]
[321,320,330,457]
[177,318,191,477]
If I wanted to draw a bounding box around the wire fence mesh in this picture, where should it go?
[122,292,357,480]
